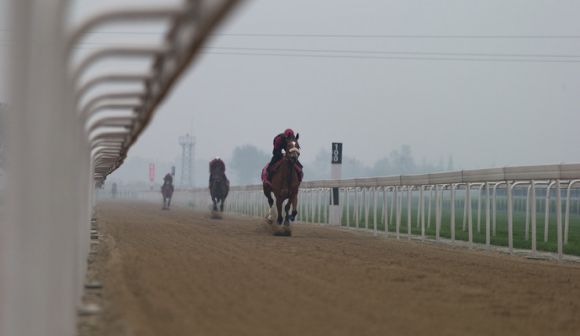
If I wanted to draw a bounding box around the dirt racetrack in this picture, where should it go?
[85,201,580,336]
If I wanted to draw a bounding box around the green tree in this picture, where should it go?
[230,145,269,184]
[389,144,416,174]
[303,149,330,180]
[370,157,391,176]
[447,155,454,171]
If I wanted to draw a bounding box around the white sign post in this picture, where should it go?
[330,143,343,225]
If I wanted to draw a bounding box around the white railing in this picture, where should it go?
[1,1,241,335]
[192,163,580,261]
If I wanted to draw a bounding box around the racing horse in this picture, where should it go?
[262,138,302,236]
[161,178,174,210]
[209,158,230,212]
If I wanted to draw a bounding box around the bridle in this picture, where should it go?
[285,140,300,161]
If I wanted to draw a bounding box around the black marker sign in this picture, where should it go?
[331,142,342,164]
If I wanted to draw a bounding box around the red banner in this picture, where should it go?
[148,163,155,183]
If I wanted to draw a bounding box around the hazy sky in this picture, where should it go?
[3,0,580,174]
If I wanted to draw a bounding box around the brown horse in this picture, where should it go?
[263,139,301,236]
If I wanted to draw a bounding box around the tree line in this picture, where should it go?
[228,144,454,185]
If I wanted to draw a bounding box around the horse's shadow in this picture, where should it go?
[210,210,223,220]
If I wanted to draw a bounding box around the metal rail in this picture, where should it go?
[2,1,242,335]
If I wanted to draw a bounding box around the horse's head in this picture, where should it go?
[285,139,300,162]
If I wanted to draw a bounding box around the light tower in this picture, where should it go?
[178,134,195,188]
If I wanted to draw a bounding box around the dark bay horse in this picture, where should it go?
[161,180,174,210]
[209,159,230,212]
[263,139,301,236]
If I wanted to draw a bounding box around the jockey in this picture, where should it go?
[267,128,302,180]
[209,157,227,187]
[163,173,173,184]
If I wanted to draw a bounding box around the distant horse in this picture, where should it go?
[262,139,302,236]
[209,159,230,212]
[161,180,174,210]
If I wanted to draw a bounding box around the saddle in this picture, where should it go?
[261,160,303,186]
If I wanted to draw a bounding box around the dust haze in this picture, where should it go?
[2,0,580,188]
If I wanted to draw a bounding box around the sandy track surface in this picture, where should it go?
[86,201,580,336]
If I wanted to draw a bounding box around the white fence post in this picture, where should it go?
[557,180,563,260]
[507,180,513,254]
[394,186,400,239]
[407,186,413,239]
[477,184,483,233]
[467,183,472,244]
[525,185,531,241]
[451,184,456,242]
[531,181,537,256]
[364,188,369,229]
[564,180,580,245]
[345,188,350,227]
[485,182,491,247]
[545,181,555,243]
[373,187,378,234]
[384,187,389,233]
[420,186,425,239]
[2,2,80,335]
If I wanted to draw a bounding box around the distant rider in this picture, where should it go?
[163,173,173,185]
[209,157,227,188]
[161,173,174,196]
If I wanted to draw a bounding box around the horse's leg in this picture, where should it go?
[276,197,284,225]
[290,194,298,221]
[263,185,274,220]
[220,198,225,212]
[168,196,171,208]
[212,197,218,211]
[263,185,274,207]
[284,199,292,224]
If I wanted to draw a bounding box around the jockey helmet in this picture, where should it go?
[284,128,295,138]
